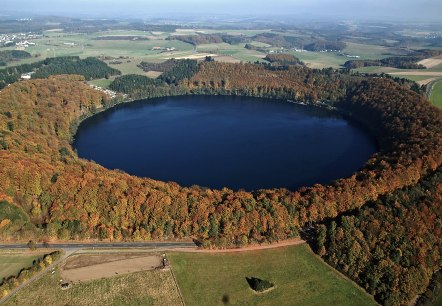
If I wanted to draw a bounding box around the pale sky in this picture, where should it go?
[2,0,441,22]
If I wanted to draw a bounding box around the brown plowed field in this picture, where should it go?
[61,254,162,282]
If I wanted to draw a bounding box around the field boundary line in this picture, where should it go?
[176,238,305,253]
[169,265,186,306]
[425,77,442,99]
[309,250,380,305]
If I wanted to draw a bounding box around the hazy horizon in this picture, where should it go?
[1,0,441,23]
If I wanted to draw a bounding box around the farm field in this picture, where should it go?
[0,252,45,280]
[2,27,422,73]
[293,51,347,68]
[343,42,401,59]
[5,253,181,306]
[168,244,376,306]
[354,60,442,85]
[430,79,442,108]
[61,253,162,282]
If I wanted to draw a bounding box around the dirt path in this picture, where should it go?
[0,248,78,305]
[176,238,306,253]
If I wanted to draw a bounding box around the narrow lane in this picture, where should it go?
[0,241,197,249]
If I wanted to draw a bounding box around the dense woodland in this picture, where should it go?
[0,56,120,90]
[0,61,441,305]
[158,59,198,85]
[108,74,185,99]
[344,56,426,69]
[0,61,43,90]
[31,56,121,80]
[137,59,181,72]
[263,54,304,66]
[314,168,441,305]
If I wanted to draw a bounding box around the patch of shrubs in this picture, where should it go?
[246,277,274,292]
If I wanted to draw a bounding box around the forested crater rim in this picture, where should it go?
[0,65,440,250]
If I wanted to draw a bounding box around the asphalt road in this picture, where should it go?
[0,242,197,249]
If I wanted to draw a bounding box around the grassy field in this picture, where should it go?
[343,42,400,59]
[6,268,182,306]
[0,253,43,280]
[294,51,346,68]
[168,244,375,306]
[435,292,442,306]
[88,79,113,88]
[430,79,442,108]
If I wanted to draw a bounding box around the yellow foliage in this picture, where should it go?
[0,219,11,229]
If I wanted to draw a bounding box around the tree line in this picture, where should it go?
[0,251,61,298]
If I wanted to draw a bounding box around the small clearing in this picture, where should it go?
[214,55,241,63]
[61,254,162,282]
[165,53,217,60]
[146,70,163,78]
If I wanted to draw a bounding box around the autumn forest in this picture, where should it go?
[0,60,440,305]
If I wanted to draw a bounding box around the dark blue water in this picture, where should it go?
[73,95,377,191]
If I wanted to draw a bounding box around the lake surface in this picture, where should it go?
[74,95,377,191]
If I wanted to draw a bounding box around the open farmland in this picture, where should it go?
[2,26,437,73]
[168,244,376,306]
[417,57,442,68]
[61,253,162,282]
[5,253,182,306]
[0,251,46,280]
[430,79,442,108]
